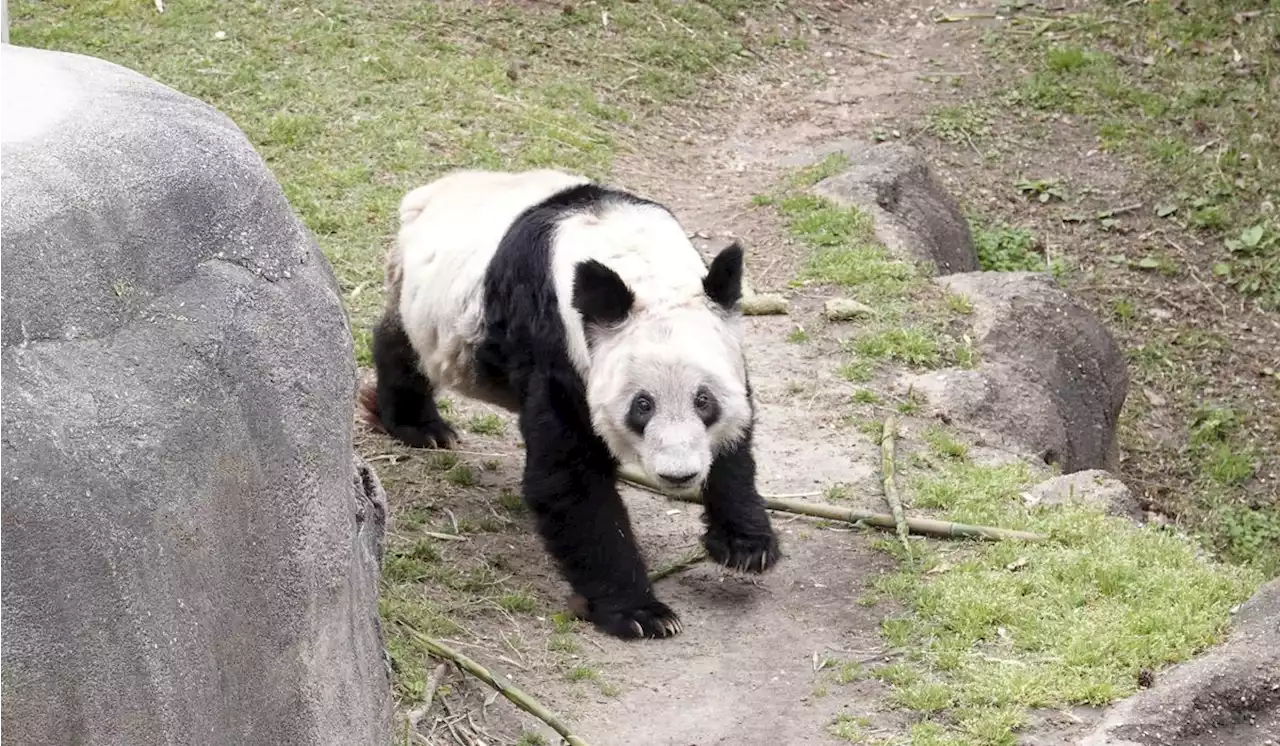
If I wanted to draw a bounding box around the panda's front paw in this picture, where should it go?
[569,594,682,640]
[703,527,781,574]
[388,419,458,450]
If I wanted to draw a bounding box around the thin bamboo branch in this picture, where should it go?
[648,547,709,583]
[617,465,1045,542]
[405,629,591,746]
[881,415,912,560]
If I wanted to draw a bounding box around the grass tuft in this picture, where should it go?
[867,460,1263,744]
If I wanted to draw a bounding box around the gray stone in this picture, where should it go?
[1,44,391,745]
[1076,579,1280,746]
[1023,470,1141,521]
[813,142,979,274]
[900,272,1128,473]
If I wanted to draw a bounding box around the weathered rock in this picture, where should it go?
[1023,470,1141,521]
[1077,579,1280,746]
[813,142,979,274]
[900,272,1128,473]
[1,44,391,745]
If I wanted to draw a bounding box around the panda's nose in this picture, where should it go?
[659,472,698,486]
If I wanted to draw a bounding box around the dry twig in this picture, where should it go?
[406,630,590,746]
[617,466,1044,542]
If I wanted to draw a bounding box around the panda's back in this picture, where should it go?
[395,169,708,406]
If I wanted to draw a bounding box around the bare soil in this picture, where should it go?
[363,2,1279,743]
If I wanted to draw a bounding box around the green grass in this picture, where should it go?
[11,0,788,362]
[466,413,506,437]
[969,218,1047,273]
[923,425,968,462]
[861,459,1264,745]
[925,103,990,145]
[993,1,1280,309]
[852,327,941,369]
[763,168,985,390]
[1184,404,1280,573]
[565,665,600,683]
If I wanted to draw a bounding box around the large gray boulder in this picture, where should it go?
[813,142,980,275]
[899,272,1128,473]
[1,44,391,745]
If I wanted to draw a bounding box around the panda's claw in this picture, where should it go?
[589,598,682,640]
[704,528,782,575]
[387,419,459,450]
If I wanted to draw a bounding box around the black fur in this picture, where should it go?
[473,183,684,639]
[701,423,780,573]
[573,259,635,330]
[694,386,720,428]
[378,181,778,640]
[703,241,745,310]
[625,392,654,435]
[370,311,458,448]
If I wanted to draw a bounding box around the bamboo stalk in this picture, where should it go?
[405,629,591,746]
[617,465,1045,542]
[881,415,912,560]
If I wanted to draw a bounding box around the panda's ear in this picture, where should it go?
[704,242,744,311]
[573,259,635,329]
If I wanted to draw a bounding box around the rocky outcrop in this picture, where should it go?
[1,44,391,745]
[813,142,979,274]
[900,272,1129,473]
[1022,470,1142,521]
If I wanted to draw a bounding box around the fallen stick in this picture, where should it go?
[880,415,912,560]
[406,629,591,746]
[617,465,1045,542]
[407,662,449,729]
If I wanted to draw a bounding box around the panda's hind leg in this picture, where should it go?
[369,311,459,449]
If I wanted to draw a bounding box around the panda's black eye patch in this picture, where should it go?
[694,387,720,427]
[627,392,655,434]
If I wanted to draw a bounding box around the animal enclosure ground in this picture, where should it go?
[12,1,1275,744]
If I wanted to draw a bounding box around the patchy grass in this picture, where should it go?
[969,217,1047,273]
[851,327,941,369]
[924,103,990,145]
[466,413,507,437]
[922,425,968,462]
[11,0,792,362]
[762,164,988,389]
[995,1,1280,309]
[860,460,1264,745]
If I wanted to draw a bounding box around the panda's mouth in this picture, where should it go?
[657,471,699,489]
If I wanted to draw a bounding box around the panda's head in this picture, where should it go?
[573,244,751,492]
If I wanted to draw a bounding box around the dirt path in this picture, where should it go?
[362,6,978,745]
[360,2,988,742]
[368,3,1275,744]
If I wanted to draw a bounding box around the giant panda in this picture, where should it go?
[361,169,781,640]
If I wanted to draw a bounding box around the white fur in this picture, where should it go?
[394,169,751,488]
[395,169,588,407]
